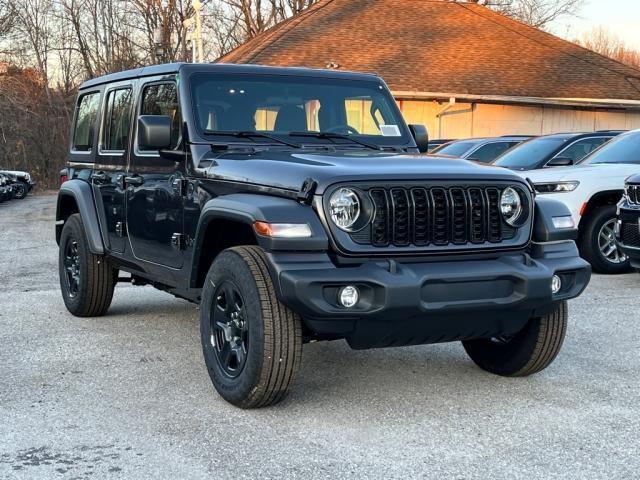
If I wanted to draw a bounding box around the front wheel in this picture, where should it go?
[200,246,303,408]
[462,301,568,377]
[580,205,631,274]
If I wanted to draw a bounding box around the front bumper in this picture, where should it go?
[617,208,640,268]
[268,241,590,349]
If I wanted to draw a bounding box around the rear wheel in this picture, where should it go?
[200,246,303,408]
[58,214,116,317]
[580,205,631,274]
[462,301,568,377]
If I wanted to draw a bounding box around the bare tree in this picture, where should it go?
[576,26,640,70]
[465,0,584,29]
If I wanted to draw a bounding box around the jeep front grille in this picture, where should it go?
[363,185,513,248]
[627,184,640,206]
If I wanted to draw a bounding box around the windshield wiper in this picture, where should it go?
[288,131,383,151]
[203,130,301,148]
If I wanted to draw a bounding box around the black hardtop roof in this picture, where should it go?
[79,62,382,90]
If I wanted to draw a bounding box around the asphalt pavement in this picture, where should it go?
[1,194,639,479]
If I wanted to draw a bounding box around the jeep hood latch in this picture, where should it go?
[297,178,318,205]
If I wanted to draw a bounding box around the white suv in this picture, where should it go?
[522,129,640,274]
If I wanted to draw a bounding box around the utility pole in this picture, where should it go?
[193,0,204,63]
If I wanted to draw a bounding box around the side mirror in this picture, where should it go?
[138,115,172,150]
[546,156,573,167]
[408,124,429,153]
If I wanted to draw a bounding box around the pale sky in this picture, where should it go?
[551,0,640,49]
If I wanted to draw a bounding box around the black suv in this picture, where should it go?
[617,174,640,268]
[493,131,623,170]
[56,63,591,408]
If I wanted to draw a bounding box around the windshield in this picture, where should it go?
[189,73,411,147]
[493,136,568,170]
[432,141,478,157]
[582,131,640,165]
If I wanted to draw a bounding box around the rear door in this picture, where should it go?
[92,81,134,254]
[126,79,185,269]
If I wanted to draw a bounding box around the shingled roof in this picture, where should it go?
[219,0,640,105]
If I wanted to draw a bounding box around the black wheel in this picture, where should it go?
[58,214,116,317]
[462,301,568,377]
[579,205,631,274]
[200,245,303,408]
[13,181,28,199]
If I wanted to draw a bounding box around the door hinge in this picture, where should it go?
[172,178,189,196]
[171,233,185,250]
[115,221,126,237]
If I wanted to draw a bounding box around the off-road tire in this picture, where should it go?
[462,301,568,377]
[579,205,631,274]
[14,181,28,199]
[200,245,303,408]
[58,213,116,317]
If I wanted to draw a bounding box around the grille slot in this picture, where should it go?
[627,185,640,205]
[363,185,508,248]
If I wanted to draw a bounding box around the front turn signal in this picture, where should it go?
[254,222,312,238]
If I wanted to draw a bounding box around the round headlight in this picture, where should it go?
[500,187,523,226]
[329,188,361,231]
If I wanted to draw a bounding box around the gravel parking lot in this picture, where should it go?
[1,194,639,479]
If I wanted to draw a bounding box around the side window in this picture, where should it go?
[103,88,132,152]
[73,92,101,152]
[470,142,514,163]
[554,137,610,163]
[140,83,181,150]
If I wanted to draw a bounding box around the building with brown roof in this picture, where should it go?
[219,0,640,139]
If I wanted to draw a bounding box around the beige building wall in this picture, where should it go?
[397,99,640,139]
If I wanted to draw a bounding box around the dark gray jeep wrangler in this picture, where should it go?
[56,63,591,408]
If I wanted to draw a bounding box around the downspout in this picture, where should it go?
[436,97,456,138]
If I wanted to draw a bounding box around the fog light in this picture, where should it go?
[551,275,562,294]
[338,285,359,308]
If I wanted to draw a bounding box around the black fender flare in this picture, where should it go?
[191,193,329,284]
[533,196,578,242]
[56,180,105,254]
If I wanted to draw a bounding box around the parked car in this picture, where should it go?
[57,63,590,408]
[430,136,531,163]
[493,131,624,171]
[0,169,36,199]
[523,129,640,274]
[0,173,12,202]
[427,139,454,152]
[616,174,640,269]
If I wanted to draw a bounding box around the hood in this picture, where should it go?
[520,163,640,184]
[198,148,526,194]
[0,170,27,176]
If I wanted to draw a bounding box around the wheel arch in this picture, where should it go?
[56,179,104,254]
[578,189,623,231]
[190,194,328,289]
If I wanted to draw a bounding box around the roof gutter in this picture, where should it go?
[392,90,640,110]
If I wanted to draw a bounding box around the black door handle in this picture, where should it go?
[91,171,109,184]
[124,175,144,187]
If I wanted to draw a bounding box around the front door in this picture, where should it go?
[126,80,185,269]
[92,84,133,254]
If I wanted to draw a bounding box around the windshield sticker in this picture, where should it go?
[380,125,401,137]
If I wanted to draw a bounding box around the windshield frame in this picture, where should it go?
[184,70,416,149]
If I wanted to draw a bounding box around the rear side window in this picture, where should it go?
[103,88,133,152]
[140,83,180,150]
[554,137,610,163]
[73,92,101,151]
